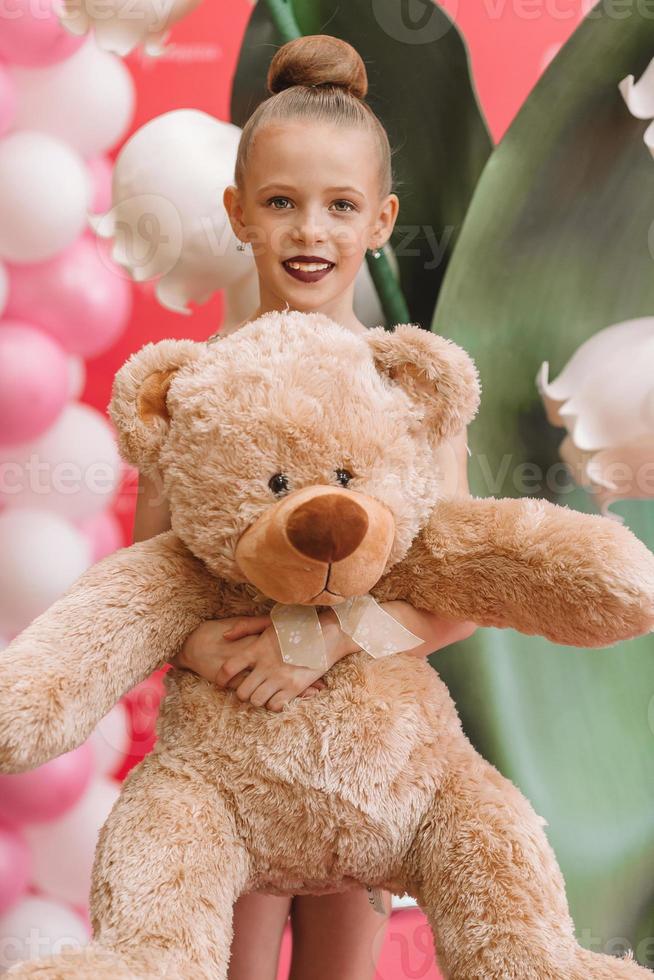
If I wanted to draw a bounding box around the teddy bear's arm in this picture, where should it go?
[374,496,654,647]
[0,531,220,773]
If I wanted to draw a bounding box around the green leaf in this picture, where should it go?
[431,1,654,962]
[231,0,492,328]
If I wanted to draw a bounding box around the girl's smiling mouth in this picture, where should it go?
[282,256,336,283]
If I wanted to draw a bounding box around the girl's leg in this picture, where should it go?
[228,892,292,980]
[288,889,391,980]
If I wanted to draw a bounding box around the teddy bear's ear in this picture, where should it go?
[366,324,481,440]
[108,339,204,475]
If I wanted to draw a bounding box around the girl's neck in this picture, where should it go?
[225,306,370,337]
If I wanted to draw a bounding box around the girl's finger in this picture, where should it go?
[235,668,266,702]
[268,691,292,711]
[249,679,282,709]
[298,678,326,696]
[224,616,273,641]
[214,656,252,687]
[270,684,319,711]
[225,669,251,689]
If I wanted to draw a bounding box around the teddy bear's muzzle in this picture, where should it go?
[234,484,395,605]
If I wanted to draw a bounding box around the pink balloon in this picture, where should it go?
[0,0,85,68]
[6,236,132,358]
[0,743,94,825]
[0,824,30,915]
[78,509,124,562]
[0,321,69,447]
[0,63,17,137]
[86,156,113,215]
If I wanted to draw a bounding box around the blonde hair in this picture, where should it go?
[235,34,396,200]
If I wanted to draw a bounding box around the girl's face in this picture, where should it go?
[224,120,399,321]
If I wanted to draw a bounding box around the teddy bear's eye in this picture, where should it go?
[335,468,354,487]
[268,472,290,496]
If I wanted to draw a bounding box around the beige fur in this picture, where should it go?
[2,311,653,979]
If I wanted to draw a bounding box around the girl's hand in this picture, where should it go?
[172,602,477,711]
[213,623,332,711]
[216,608,362,709]
[171,615,328,711]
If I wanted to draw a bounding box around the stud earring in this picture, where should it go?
[369,247,382,259]
[236,241,247,251]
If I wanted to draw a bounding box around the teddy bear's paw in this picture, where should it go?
[569,946,653,978]
[5,943,167,979]
[443,942,653,980]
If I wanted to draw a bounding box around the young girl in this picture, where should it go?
[132,33,476,980]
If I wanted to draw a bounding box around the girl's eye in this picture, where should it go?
[268,197,292,209]
[268,472,290,495]
[335,468,354,487]
[266,197,357,213]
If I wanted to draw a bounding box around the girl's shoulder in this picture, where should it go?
[206,317,253,345]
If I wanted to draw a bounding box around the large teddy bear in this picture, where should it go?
[2,311,654,980]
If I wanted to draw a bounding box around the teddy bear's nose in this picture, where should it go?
[286,494,369,563]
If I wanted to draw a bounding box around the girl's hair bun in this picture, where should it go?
[267,35,368,100]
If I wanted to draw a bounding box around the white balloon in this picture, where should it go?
[0,260,8,316]
[89,110,251,314]
[0,131,91,263]
[89,703,130,778]
[0,403,121,521]
[10,39,135,158]
[0,509,91,635]
[0,896,89,971]
[24,777,120,907]
[58,0,202,57]
[67,357,86,401]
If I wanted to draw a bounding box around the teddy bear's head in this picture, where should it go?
[109,311,480,604]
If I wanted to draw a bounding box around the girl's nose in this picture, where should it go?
[293,209,327,244]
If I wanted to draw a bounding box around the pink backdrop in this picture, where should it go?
[79,5,587,975]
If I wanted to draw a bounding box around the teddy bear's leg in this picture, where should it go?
[405,743,652,980]
[6,755,250,980]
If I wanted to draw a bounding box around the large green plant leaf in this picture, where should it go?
[231,0,492,329]
[431,1,654,964]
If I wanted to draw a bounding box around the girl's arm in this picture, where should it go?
[132,470,172,543]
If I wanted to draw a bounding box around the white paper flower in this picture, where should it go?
[57,0,203,57]
[88,109,252,315]
[619,57,654,153]
[537,317,654,514]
